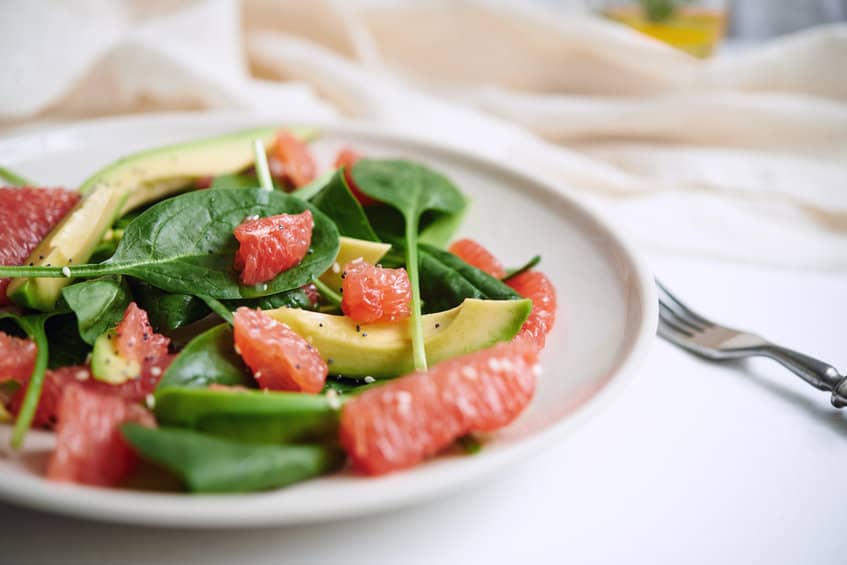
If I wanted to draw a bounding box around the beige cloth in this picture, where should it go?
[1,0,845,269]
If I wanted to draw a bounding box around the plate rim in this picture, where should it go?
[0,112,657,527]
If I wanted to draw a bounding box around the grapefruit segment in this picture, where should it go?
[340,338,539,475]
[448,238,506,279]
[0,331,37,384]
[0,187,79,305]
[269,131,317,188]
[233,210,314,286]
[341,260,412,323]
[233,307,328,393]
[46,384,154,486]
[506,271,557,350]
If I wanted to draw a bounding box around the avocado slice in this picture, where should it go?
[265,298,532,378]
[319,236,392,291]
[9,125,318,311]
[90,331,141,384]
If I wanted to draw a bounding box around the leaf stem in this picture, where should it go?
[312,278,342,308]
[0,263,116,278]
[253,140,274,192]
[405,217,427,371]
[502,255,541,282]
[11,316,49,448]
[0,165,34,187]
[198,295,234,325]
[291,170,333,201]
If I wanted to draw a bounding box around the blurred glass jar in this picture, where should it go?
[595,0,728,57]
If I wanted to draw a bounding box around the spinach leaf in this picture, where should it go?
[382,240,520,313]
[0,311,52,448]
[366,204,466,248]
[122,424,344,493]
[457,434,483,455]
[0,166,35,187]
[351,160,465,370]
[419,244,519,308]
[503,255,541,281]
[225,286,317,312]
[0,188,340,300]
[291,170,334,201]
[157,324,251,390]
[419,205,467,248]
[309,169,380,242]
[210,172,259,190]
[154,387,340,444]
[130,280,210,333]
[45,314,90,368]
[61,277,132,345]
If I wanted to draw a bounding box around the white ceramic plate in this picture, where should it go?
[0,114,656,527]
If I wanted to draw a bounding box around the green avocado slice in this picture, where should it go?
[9,125,318,311]
[266,298,532,378]
[90,331,141,385]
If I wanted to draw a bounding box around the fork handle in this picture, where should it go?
[760,345,847,408]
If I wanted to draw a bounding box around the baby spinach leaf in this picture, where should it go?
[225,286,317,312]
[62,277,132,345]
[198,295,234,325]
[309,169,380,242]
[503,255,542,281]
[157,324,251,391]
[418,204,467,248]
[129,280,211,333]
[420,243,519,303]
[154,387,340,444]
[382,239,520,313]
[210,172,286,191]
[45,314,90,368]
[0,311,52,448]
[291,170,334,201]
[0,188,340,300]
[351,160,465,370]
[210,172,259,190]
[121,424,345,493]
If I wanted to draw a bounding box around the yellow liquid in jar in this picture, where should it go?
[604,6,727,58]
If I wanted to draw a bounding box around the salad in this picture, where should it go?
[0,127,556,493]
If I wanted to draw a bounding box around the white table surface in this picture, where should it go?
[1,253,845,564]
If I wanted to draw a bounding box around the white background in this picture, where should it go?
[2,252,845,564]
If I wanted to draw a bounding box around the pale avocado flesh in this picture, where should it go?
[266,298,532,378]
[90,332,141,384]
[319,236,391,292]
[9,126,318,311]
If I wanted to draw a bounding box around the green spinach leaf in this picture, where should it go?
[45,314,90,368]
[121,424,344,493]
[309,169,379,241]
[419,205,467,248]
[210,172,259,190]
[0,311,52,448]
[153,387,340,444]
[130,280,210,333]
[157,324,250,390]
[225,286,317,312]
[0,188,340,300]
[419,244,519,310]
[503,255,541,281]
[351,160,465,370]
[290,170,334,201]
[366,204,467,248]
[61,277,132,345]
[381,240,520,313]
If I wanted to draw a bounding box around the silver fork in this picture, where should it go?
[656,280,847,408]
